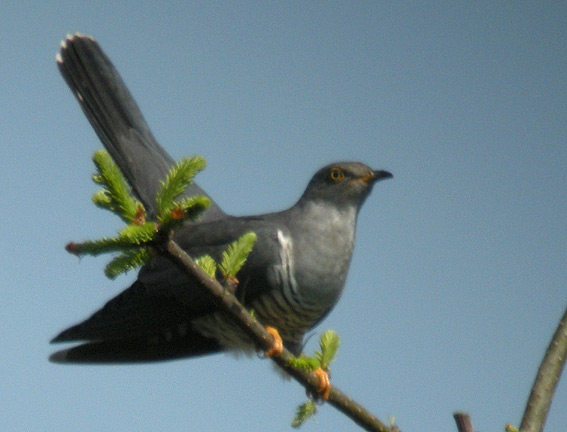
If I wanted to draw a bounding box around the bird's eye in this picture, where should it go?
[329,167,345,183]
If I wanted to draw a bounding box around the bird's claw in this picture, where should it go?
[264,326,283,357]
[313,368,331,400]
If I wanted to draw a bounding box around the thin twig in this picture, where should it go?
[519,305,567,432]
[162,239,392,432]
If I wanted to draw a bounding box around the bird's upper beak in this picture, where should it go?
[361,170,393,183]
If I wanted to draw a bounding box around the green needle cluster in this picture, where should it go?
[67,150,254,281]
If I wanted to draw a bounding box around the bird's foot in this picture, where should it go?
[313,368,331,400]
[264,326,283,357]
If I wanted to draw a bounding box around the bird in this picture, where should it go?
[50,34,392,365]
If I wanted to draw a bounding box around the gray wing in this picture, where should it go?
[57,33,225,220]
[50,217,288,362]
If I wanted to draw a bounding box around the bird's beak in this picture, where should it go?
[362,170,393,183]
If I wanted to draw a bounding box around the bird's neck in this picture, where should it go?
[292,199,358,238]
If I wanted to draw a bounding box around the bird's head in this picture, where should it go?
[299,162,392,210]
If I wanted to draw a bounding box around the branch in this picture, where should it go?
[453,412,474,432]
[162,239,393,432]
[519,305,567,432]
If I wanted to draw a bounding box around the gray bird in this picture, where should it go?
[50,34,392,363]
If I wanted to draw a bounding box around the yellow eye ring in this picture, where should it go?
[329,167,345,183]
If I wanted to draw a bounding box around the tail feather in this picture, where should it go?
[57,33,225,220]
[50,333,221,364]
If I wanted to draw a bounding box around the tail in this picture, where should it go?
[57,33,225,220]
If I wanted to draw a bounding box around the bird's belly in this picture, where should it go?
[191,289,325,353]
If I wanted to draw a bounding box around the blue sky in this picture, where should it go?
[2,2,566,431]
